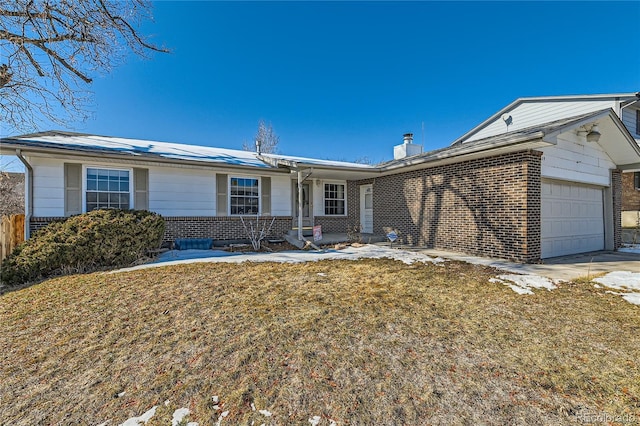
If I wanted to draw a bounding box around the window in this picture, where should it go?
[230,177,259,215]
[635,172,640,190]
[86,167,130,211]
[324,183,345,215]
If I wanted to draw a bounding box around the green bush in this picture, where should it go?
[1,209,165,286]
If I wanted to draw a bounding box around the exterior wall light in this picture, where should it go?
[586,124,601,143]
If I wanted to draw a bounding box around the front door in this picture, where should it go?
[360,184,373,233]
[293,182,313,227]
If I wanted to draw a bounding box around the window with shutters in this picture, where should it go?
[86,167,131,211]
[230,177,259,215]
[324,183,346,215]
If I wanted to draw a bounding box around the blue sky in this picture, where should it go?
[2,1,639,171]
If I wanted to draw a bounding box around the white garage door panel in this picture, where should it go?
[541,180,604,259]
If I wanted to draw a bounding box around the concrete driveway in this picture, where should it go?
[415,249,640,281]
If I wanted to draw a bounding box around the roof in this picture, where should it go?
[382,109,640,171]
[2,110,639,178]
[452,92,640,145]
[0,131,375,174]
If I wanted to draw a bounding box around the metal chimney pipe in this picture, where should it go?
[255,139,262,154]
[403,133,413,144]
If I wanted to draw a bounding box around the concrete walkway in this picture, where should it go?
[401,248,640,281]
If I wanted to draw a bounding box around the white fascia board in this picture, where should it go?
[519,93,637,102]
[259,155,380,180]
[619,164,640,171]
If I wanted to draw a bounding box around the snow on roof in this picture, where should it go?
[11,132,272,168]
[6,131,375,170]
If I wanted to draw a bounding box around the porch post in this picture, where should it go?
[297,169,303,241]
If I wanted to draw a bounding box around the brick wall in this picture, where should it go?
[30,217,66,236]
[163,216,291,243]
[621,172,640,211]
[357,151,542,262]
[31,216,292,243]
[612,170,622,249]
[314,216,349,233]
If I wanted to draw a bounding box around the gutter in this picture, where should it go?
[15,149,33,239]
[618,92,640,118]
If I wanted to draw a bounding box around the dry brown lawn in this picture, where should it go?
[0,258,638,425]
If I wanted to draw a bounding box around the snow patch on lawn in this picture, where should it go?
[172,407,197,426]
[621,293,640,305]
[593,271,640,291]
[119,406,157,426]
[490,274,558,295]
[115,244,445,273]
[594,271,640,306]
[309,416,322,426]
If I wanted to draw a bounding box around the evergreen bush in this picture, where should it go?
[1,209,165,286]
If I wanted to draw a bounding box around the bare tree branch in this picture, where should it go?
[0,0,169,134]
[0,172,24,216]
[243,119,280,154]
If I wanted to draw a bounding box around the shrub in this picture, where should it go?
[1,209,165,286]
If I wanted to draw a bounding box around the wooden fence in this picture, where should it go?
[1,214,25,261]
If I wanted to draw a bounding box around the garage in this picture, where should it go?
[541,179,605,258]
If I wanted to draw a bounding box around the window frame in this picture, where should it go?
[323,181,347,216]
[82,165,133,212]
[634,172,640,191]
[229,176,261,216]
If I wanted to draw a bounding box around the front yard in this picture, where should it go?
[0,256,638,425]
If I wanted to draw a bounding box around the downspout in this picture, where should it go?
[297,170,303,241]
[15,149,33,239]
[618,93,640,118]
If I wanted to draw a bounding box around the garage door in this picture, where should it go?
[541,180,604,258]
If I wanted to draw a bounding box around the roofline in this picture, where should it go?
[0,138,292,174]
[541,108,640,161]
[3,109,637,176]
[510,92,639,102]
[381,132,548,173]
[451,91,640,145]
[257,154,379,174]
[0,132,549,176]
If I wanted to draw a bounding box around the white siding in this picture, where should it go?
[540,130,615,186]
[26,156,293,217]
[313,181,323,217]
[621,107,640,139]
[270,175,292,216]
[29,156,65,217]
[148,166,215,216]
[466,100,616,143]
